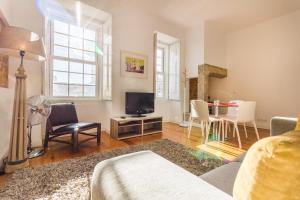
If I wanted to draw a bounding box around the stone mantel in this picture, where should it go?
[198,64,227,101]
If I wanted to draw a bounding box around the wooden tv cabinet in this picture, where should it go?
[110,116,163,140]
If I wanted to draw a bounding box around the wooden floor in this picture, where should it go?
[0,122,269,187]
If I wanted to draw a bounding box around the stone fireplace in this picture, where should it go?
[198,64,227,101]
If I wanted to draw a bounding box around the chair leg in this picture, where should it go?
[225,121,228,138]
[205,122,212,144]
[44,131,50,149]
[234,123,242,149]
[253,121,260,140]
[200,121,205,138]
[243,123,248,138]
[233,124,236,138]
[188,117,193,138]
[218,121,222,141]
[222,120,225,142]
[228,122,231,133]
[97,124,101,145]
[200,121,205,137]
[72,130,79,151]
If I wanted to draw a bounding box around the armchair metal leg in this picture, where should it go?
[72,130,79,151]
[97,124,101,145]
[44,132,49,149]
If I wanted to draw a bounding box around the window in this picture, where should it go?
[102,18,112,100]
[50,20,99,98]
[168,42,180,100]
[156,47,165,98]
[155,40,180,100]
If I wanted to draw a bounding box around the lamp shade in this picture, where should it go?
[0,26,45,61]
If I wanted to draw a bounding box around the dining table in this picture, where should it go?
[208,102,238,117]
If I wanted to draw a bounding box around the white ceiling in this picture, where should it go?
[83,0,300,31]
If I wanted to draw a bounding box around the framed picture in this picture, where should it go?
[121,51,148,79]
[0,54,8,88]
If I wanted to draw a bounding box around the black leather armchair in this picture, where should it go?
[45,103,101,151]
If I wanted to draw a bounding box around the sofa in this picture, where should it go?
[200,116,297,196]
[91,116,297,200]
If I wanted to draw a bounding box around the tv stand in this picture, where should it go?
[131,115,146,118]
[110,116,163,140]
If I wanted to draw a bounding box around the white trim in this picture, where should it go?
[48,19,101,99]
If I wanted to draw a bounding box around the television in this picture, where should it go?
[125,92,155,117]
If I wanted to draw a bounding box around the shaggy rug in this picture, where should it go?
[0,139,223,200]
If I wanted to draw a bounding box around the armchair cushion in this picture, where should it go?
[52,122,100,135]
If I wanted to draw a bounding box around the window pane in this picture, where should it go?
[156,58,163,67]
[70,37,83,49]
[69,73,83,84]
[157,48,163,58]
[84,51,95,62]
[156,65,163,73]
[84,86,96,96]
[69,48,83,60]
[53,59,68,71]
[54,45,68,57]
[84,40,95,52]
[156,74,164,97]
[84,29,96,40]
[156,82,164,97]
[53,84,68,96]
[70,25,83,38]
[69,62,83,73]
[69,85,83,96]
[54,33,68,46]
[156,74,163,82]
[84,64,96,74]
[53,71,68,83]
[54,20,68,34]
[84,74,96,85]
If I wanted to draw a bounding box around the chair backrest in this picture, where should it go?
[47,103,78,128]
[227,100,243,117]
[190,100,209,122]
[236,101,256,122]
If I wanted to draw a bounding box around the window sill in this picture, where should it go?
[48,97,102,102]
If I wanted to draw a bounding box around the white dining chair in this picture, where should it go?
[188,100,223,144]
[222,100,244,138]
[222,101,260,149]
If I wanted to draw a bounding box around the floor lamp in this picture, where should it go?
[0,26,45,173]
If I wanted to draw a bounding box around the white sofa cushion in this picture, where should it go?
[91,150,233,200]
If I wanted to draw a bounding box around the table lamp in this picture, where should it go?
[0,26,45,173]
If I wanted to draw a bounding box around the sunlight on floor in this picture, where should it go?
[196,141,245,162]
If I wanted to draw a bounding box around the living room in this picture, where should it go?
[0,0,299,199]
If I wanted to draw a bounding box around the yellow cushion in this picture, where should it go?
[233,131,300,200]
[296,116,300,131]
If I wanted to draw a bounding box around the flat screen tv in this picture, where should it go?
[125,92,155,117]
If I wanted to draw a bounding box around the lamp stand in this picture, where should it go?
[5,51,29,173]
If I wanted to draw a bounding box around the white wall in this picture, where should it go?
[185,24,204,78]
[209,10,300,128]
[0,0,186,166]
[204,22,227,67]
[0,0,12,24]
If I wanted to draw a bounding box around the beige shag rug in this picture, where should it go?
[0,139,223,200]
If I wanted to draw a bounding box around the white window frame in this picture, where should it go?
[155,43,168,99]
[102,18,112,100]
[168,41,180,101]
[47,20,102,100]
[155,41,180,101]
